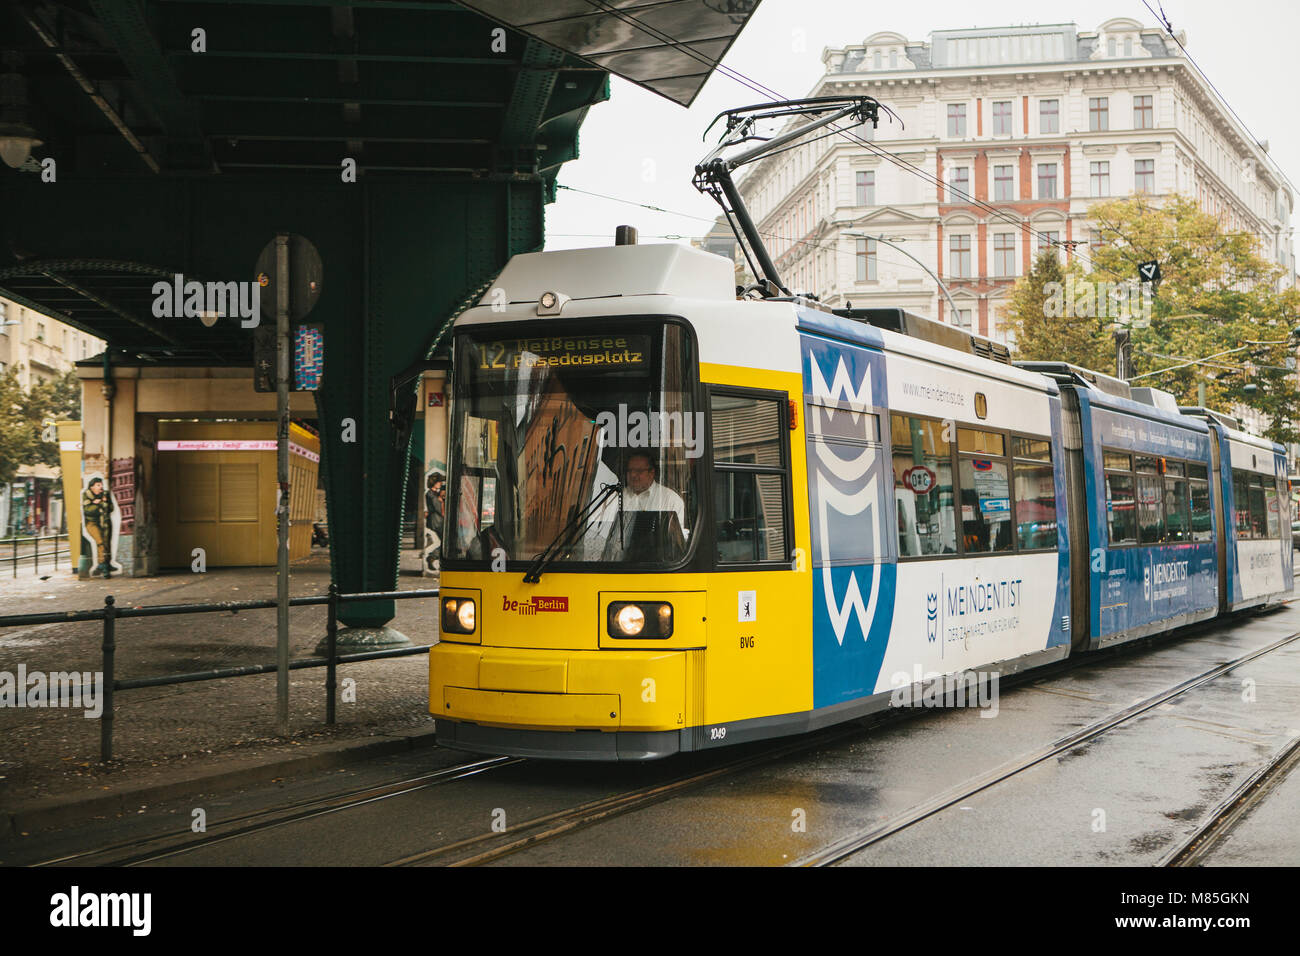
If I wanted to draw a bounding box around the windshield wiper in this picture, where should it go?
[523,482,622,583]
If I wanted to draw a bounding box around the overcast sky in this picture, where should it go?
[543,0,1299,253]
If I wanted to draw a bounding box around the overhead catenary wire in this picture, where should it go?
[1141,0,1300,203]
[555,183,972,289]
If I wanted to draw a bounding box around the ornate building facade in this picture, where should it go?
[734,18,1295,342]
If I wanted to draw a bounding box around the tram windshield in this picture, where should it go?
[445,321,701,570]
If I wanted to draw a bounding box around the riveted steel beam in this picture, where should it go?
[89,0,211,169]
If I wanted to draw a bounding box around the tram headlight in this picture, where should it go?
[442,597,476,635]
[607,601,673,639]
[615,604,645,636]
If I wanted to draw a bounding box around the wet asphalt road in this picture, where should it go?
[8,602,1300,867]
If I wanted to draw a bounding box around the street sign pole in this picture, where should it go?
[275,233,291,735]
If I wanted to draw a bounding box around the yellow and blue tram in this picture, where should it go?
[429,239,1292,760]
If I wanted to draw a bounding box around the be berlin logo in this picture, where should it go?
[0,665,104,718]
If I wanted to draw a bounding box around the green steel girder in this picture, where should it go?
[501,38,566,147]
[89,0,211,168]
[0,174,540,624]
[1,0,615,622]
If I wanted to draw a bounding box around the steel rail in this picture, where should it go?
[793,629,1300,867]
[33,756,519,867]
[1161,730,1300,867]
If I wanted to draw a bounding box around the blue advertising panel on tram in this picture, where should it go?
[1078,392,1218,645]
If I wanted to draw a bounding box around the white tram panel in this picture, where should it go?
[1225,429,1291,603]
[873,338,1065,694]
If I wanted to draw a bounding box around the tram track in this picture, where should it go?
[1160,730,1300,867]
[32,755,520,867]
[400,618,1300,867]
[792,628,1300,866]
[31,614,1298,867]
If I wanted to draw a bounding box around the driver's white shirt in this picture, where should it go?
[621,480,686,531]
[582,478,687,557]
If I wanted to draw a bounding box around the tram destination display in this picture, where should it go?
[471,334,651,374]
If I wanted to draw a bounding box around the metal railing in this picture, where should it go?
[4,532,70,577]
[0,584,438,762]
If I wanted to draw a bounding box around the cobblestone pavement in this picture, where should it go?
[0,547,441,813]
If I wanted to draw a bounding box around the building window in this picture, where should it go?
[873,51,882,70]
[1089,97,1109,131]
[856,238,877,281]
[1039,99,1059,134]
[855,170,875,206]
[1037,163,1058,199]
[890,50,898,68]
[992,100,1012,135]
[994,233,1016,277]
[947,103,967,138]
[948,166,970,202]
[1134,94,1154,129]
[36,322,45,342]
[1089,229,1103,253]
[1135,158,1155,193]
[1090,161,1110,197]
[949,234,971,277]
[1124,37,1133,57]
[1107,36,1117,57]
[1036,232,1061,263]
[994,165,1014,201]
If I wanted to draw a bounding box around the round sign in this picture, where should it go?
[255,234,323,321]
[903,465,936,495]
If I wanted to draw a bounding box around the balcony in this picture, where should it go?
[24,337,62,372]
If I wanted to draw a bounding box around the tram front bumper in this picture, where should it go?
[429,642,688,732]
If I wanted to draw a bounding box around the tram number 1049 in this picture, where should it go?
[710,726,727,740]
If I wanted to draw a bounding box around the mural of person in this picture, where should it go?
[81,473,121,578]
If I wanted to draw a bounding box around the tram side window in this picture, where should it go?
[891,414,956,557]
[1163,461,1192,542]
[1187,463,1212,541]
[1233,470,1252,539]
[1104,452,1137,546]
[711,392,789,563]
[958,427,1012,553]
[1012,437,1057,550]
[1263,474,1280,538]
[1134,456,1164,544]
[1249,473,1268,538]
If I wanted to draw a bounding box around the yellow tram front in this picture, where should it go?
[431,277,806,764]
[431,314,716,760]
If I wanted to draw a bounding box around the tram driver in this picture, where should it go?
[584,451,689,560]
[621,452,686,530]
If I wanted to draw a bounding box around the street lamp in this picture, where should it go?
[841,231,964,323]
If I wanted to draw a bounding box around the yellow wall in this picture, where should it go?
[55,421,83,566]
[156,421,320,567]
